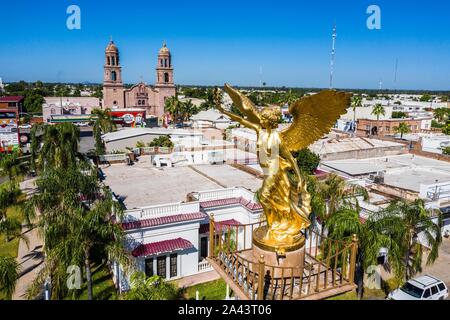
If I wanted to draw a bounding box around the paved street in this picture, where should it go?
[12,178,44,300]
[419,237,450,299]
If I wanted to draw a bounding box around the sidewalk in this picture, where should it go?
[12,178,44,300]
[176,270,220,288]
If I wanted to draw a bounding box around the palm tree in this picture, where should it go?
[433,108,448,124]
[326,206,403,299]
[90,108,115,160]
[351,95,362,132]
[90,108,116,134]
[370,104,385,135]
[394,122,411,139]
[27,165,131,300]
[122,272,182,300]
[165,96,181,125]
[371,103,385,121]
[0,182,21,220]
[371,199,442,281]
[181,99,197,122]
[0,256,20,298]
[38,123,80,170]
[29,122,45,172]
[0,150,28,184]
[307,173,368,236]
[70,187,130,300]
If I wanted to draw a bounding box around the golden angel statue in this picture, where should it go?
[216,84,351,252]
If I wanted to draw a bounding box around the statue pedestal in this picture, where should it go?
[238,244,305,278]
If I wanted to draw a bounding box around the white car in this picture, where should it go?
[19,124,32,129]
[388,275,448,300]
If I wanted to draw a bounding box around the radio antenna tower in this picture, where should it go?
[393,58,398,89]
[329,23,337,89]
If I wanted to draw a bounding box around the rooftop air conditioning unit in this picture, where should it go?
[370,171,384,183]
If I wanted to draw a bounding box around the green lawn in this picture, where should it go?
[66,263,118,300]
[184,279,228,300]
[327,278,401,300]
[0,204,24,300]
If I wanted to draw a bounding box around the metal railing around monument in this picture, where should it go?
[207,217,358,300]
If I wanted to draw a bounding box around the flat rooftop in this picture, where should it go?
[102,156,261,209]
[309,136,404,155]
[321,154,450,192]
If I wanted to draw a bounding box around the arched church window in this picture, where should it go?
[107,56,111,65]
[112,56,115,66]
[160,59,163,67]
[164,59,168,67]
[113,101,117,105]
[111,71,117,81]
[50,108,55,115]
[164,73,169,83]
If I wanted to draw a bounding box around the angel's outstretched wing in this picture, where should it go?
[224,84,261,125]
[280,90,351,152]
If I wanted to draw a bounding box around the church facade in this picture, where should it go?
[103,40,176,118]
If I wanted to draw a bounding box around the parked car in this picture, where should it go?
[387,275,448,300]
[19,124,32,129]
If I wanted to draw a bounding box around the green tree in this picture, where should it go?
[91,86,103,99]
[181,99,198,122]
[442,146,450,155]
[442,120,450,135]
[90,108,116,158]
[0,256,20,298]
[0,150,28,184]
[91,108,116,134]
[326,206,401,299]
[351,95,362,129]
[135,141,146,148]
[164,96,181,124]
[371,103,385,121]
[148,136,174,148]
[122,273,182,300]
[391,111,407,119]
[420,94,432,102]
[23,91,44,113]
[292,149,320,174]
[38,123,80,170]
[372,199,442,281]
[307,173,368,233]
[394,122,411,139]
[433,108,449,123]
[27,164,130,300]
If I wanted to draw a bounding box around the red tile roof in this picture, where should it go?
[122,212,206,230]
[131,237,193,257]
[200,197,262,211]
[199,219,242,234]
[0,96,24,102]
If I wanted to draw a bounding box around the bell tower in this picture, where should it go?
[154,41,176,118]
[155,42,174,87]
[103,38,124,108]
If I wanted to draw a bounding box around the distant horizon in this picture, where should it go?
[1,1,450,91]
[2,80,450,94]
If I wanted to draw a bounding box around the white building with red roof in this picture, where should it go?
[112,187,262,291]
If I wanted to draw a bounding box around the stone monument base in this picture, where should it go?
[238,244,305,278]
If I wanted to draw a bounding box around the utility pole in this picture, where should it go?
[329,23,337,89]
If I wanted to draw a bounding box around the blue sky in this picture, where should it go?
[1,0,449,90]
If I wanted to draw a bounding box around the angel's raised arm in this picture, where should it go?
[215,103,260,132]
[217,84,261,132]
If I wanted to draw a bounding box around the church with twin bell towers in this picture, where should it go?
[103,39,176,118]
